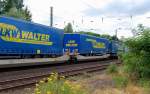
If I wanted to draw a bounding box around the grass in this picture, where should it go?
[33,69,149,94]
[112,75,128,88]
[106,63,118,74]
[74,73,148,94]
[34,73,88,94]
[139,78,150,88]
[73,73,148,94]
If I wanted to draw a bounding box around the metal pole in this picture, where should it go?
[115,29,118,37]
[50,6,53,27]
[115,29,118,40]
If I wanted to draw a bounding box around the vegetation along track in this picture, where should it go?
[0,59,120,92]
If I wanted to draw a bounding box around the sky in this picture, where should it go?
[24,0,150,38]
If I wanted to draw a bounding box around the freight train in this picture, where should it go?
[0,16,118,60]
[63,33,117,60]
[0,16,64,58]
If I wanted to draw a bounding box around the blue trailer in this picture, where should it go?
[0,16,64,58]
[109,41,118,58]
[63,33,110,56]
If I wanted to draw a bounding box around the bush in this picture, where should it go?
[113,76,128,88]
[106,63,118,74]
[121,27,150,81]
[139,78,150,88]
[34,73,87,94]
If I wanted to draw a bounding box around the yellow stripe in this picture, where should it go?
[1,36,53,46]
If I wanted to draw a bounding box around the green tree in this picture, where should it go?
[0,0,5,14]
[111,35,119,41]
[122,25,150,81]
[132,24,145,36]
[137,24,145,32]
[3,0,24,12]
[0,0,32,21]
[78,31,118,41]
[79,31,100,37]
[4,7,31,21]
[64,23,73,33]
[24,7,32,21]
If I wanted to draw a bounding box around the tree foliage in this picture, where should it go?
[0,0,32,21]
[4,0,24,12]
[122,25,150,81]
[64,23,73,33]
[79,31,118,41]
[0,0,6,14]
[131,24,145,36]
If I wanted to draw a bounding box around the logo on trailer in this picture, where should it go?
[86,38,105,48]
[66,40,78,47]
[0,23,53,45]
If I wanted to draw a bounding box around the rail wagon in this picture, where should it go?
[109,41,118,58]
[63,33,110,57]
[0,16,64,58]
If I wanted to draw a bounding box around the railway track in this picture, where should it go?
[0,59,120,92]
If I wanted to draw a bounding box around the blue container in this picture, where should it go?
[0,16,64,56]
[63,33,110,55]
[109,41,118,56]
